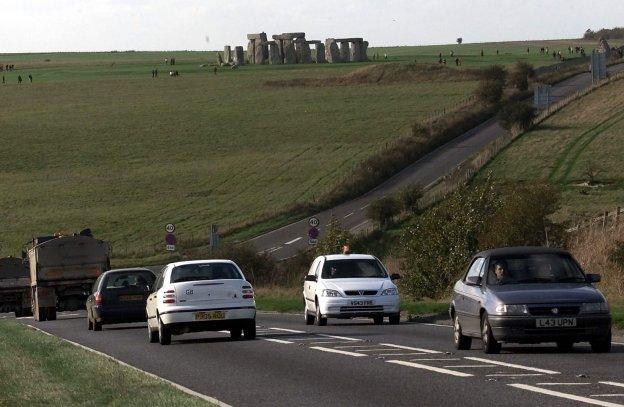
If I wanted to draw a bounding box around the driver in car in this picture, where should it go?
[492,260,512,284]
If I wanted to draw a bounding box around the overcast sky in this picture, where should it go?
[2,0,623,53]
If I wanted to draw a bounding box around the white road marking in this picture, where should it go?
[350,221,370,232]
[287,337,328,341]
[356,348,412,352]
[612,342,624,346]
[508,384,624,407]
[310,346,367,357]
[269,327,306,333]
[26,325,232,406]
[308,341,355,345]
[464,357,560,374]
[590,395,624,398]
[267,246,283,253]
[343,212,354,218]
[444,365,497,368]
[411,358,461,361]
[375,353,431,356]
[360,204,370,210]
[387,360,473,378]
[602,383,624,389]
[379,343,441,354]
[284,237,302,245]
[316,334,362,341]
[334,345,381,349]
[419,323,452,328]
[536,383,592,386]
[16,316,34,320]
[262,338,294,344]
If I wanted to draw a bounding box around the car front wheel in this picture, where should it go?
[481,313,501,354]
[304,303,315,325]
[315,302,327,326]
[453,315,472,350]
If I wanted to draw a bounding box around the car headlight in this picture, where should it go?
[581,302,609,313]
[495,304,529,315]
[380,288,398,296]
[321,289,342,297]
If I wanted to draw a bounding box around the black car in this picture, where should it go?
[86,268,156,331]
[450,247,612,354]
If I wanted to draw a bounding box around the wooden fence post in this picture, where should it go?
[616,207,621,226]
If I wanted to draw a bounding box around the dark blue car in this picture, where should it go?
[450,247,611,354]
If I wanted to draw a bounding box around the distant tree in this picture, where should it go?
[314,216,354,256]
[399,185,424,215]
[456,37,463,45]
[367,196,401,229]
[475,79,504,105]
[481,64,507,82]
[508,61,535,91]
[498,101,536,131]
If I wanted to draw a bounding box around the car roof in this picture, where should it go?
[103,268,154,275]
[167,259,236,268]
[320,254,378,261]
[473,246,571,258]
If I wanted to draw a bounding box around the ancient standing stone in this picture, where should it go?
[362,41,369,61]
[351,40,366,62]
[234,46,245,65]
[247,40,255,64]
[295,41,312,64]
[223,46,232,63]
[255,42,267,64]
[283,40,297,64]
[269,42,281,64]
[339,41,350,63]
[325,39,341,63]
[259,33,269,61]
[315,43,326,63]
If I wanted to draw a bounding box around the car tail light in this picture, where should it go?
[242,288,254,299]
[163,289,176,304]
[95,292,102,306]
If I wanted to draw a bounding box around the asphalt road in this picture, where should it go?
[10,311,624,407]
[249,64,624,260]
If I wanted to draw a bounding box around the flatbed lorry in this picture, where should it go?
[0,256,32,317]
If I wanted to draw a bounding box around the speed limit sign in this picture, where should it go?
[165,223,176,233]
[308,217,320,228]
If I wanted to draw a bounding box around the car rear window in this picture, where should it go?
[487,253,585,285]
[170,263,242,283]
[105,272,154,290]
[321,259,387,279]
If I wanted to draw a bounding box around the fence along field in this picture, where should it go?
[0,39,605,262]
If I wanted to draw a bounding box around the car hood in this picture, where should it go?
[488,283,604,304]
[322,278,391,293]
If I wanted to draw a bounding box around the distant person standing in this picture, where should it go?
[384,53,388,60]
[17,75,22,84]
[164,58,168,65]
[28,74,32,83]
[2,76,4,84]
[154,69,158,77]
[455,57,460,66]
[213,66,217,75]
[480,49,484,57]
[526,47,530,54]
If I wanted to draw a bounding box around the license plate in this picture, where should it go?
[350,300,373,306]
[119,295,144,301]
[195,311,225,321]
[536,318,577,328]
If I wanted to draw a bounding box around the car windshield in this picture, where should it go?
[105,272,154,290]
[486,253,586,285]
[171,263,242,283]
[321,259,387,279]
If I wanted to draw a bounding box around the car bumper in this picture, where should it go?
[158,306,256,332]
[318,296,400,318]
[92,306,147,324]
[489,314,612,343]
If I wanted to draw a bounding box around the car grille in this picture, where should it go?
[340,305,384,312]
[528,305,580,316]
[344,290,378,296]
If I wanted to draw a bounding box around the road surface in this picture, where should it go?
[11,311,624,407]
[249,64,624,260]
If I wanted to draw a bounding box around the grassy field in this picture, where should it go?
[0,38,612,263]
[0,319,209,406]
[478,77,624,223]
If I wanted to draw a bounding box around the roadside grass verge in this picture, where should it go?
[613,303,624,330]
[0,320,209,406]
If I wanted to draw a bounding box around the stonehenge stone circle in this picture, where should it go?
[339,41,350,62]
[269,41,282,64]
[234,46,245,65]
[325,39,341,63]
[223,45,232,63]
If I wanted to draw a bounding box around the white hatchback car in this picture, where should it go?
[303,254,401,326]
[146,260,256,345]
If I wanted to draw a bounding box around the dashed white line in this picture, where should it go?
[284,237,302,245]
[411,358,461,361]
[590,395,624,398]
[536,383,591,386]
[508,384,624,407]
[602,382,624,389]
[269,327,306,333]
[387,360,473,377]
[262,338,294,344]
[310,346,367,357]
[343,212,354,219]
[444,365,497,368]
[316,334,362,342]
[360,204,370,210]
[419,323,452,328]
[487,374,544,377]
[464,357,560,374]
[379,343,441,354]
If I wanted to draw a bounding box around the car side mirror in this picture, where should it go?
[145,285,151,292]
[586,273,601,283]
[390,273,401,281]
[305,275,317,282]
[465,276,482,286]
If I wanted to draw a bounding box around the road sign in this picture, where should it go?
[165,223,176,233]
[166,244,175,251]
[308,238,318,245]
[308,227,319,240]
[165,233,176,251]
[308,217,320,228]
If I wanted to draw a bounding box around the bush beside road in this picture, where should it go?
[0,320,210,406]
